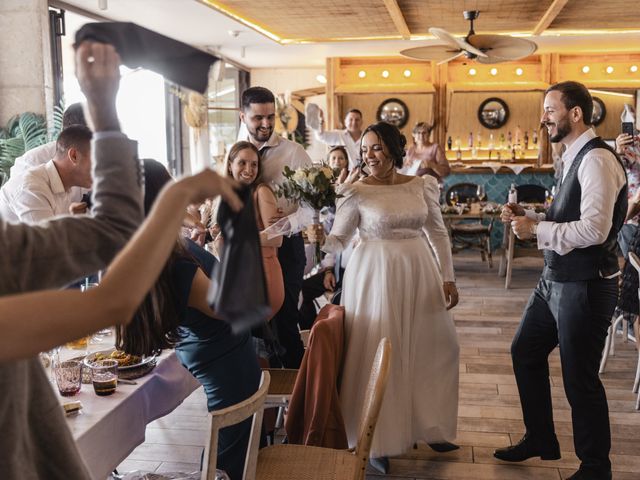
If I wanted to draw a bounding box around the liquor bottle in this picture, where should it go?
[488,133,494,151]
[507,130,513,149]
[499,133,505,149]
[447,136,452,150]
[510,146,516,163]
[532,129,538,146]
[508,183,518,204]
[471,145,478,158]
[456,147,462,161]
[496,150,501,161]
[515,125,522,147]
[455,136,461,149]
[468,132,473,148]
[519,147,525,160]
[524,131,529,149]
[477,132,482,149]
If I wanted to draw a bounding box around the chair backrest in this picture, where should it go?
[515,184,547,203]
[202,371,270,480]
[445,183,478,204]
[353,338,392,480]
[630,252,640,302]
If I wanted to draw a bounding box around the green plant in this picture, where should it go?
[0,102,64,185]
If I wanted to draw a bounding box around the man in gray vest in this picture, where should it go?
[495,81,627,480]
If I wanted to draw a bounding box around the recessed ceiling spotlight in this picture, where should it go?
[631,65,638,73]
[382,70,390,78]
[468,68,477,76]
[316,74,327,84]
[490,68,498,76]
[403,69,412,78]
[582,65,590,74]
[358,70,367,78]
[515,68,523,76]
[606,66,614,74]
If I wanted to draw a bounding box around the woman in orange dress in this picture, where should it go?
[221,141,285,318]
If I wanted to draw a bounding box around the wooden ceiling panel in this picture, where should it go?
[213,0,399,40]
[548,0,640,30]
[398,0,555,35]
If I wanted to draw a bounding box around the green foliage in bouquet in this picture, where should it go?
[275,164,341,210]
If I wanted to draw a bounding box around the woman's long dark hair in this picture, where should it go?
[116,159,189,356]
[361,122,406,169]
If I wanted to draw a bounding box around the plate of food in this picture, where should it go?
[84,349,156,371]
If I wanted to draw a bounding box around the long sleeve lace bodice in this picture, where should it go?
[323,176,455,281]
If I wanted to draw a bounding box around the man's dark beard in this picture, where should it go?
[249,126,272,142]
[548,120,571,143]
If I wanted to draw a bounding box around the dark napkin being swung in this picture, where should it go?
[75,22,218,93]
[208,186,271,334]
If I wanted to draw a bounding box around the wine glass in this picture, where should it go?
[449,191,459,206]
[476,185,486,202]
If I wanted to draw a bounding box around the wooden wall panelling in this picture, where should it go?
[326,57,340,129]
[339,92,434,138]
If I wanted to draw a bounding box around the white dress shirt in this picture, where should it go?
[527,129,626,256]
[314,129,361,170]
[0,160,82,223]
[240,131,313,216]
[9,141,57,178]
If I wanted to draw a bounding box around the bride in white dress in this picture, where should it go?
[322,122,460,472]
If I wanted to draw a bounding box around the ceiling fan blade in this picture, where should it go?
[429,27,487,58]
[400,45,463,61]
[436,51,465,65]
[468,34,537,64]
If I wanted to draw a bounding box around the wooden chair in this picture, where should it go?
[201,371,270,480]
[599,252,640,410]
[254,337,392,480]
[446,183,494,268]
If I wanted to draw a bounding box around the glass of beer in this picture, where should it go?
[90,359,118,396]
[53,359,83,396]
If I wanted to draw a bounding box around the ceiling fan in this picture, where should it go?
[400,10,537,64]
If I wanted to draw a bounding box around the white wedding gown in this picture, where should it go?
[323,175,459,458]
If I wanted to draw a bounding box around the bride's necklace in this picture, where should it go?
[371,165,396,185]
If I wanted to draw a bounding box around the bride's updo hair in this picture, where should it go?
[361,122,406,169]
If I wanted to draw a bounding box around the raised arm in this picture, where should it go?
[0,42,143,294]
[0,169,242,362]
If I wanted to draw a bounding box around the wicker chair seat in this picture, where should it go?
[256,444,358,480]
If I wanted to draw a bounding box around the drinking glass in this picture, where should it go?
[449,191,459,206]
[476,185,486,202]
[90,359,118,396]
[53,359,83,396]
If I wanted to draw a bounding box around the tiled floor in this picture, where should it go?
[117,251,640,479]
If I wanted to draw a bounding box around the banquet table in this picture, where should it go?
[56,340,200,480]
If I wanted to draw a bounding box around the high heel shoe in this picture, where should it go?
[369,456,389,474]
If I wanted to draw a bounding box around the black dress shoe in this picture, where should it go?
[428,442,460,453]
[566,467,612,480]
[369,456,389,474]
[493,434,560,462]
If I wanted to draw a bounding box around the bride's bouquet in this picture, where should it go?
[274,164,340,264]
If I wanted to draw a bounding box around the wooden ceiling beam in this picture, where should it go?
[382,0,411,39]
[533,0,570,35]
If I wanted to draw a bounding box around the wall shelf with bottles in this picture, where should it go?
[444,129,542,163]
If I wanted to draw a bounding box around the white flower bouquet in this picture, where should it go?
[275,164,341,263]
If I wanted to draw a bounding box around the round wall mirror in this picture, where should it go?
[478,97,509,129]
[591,96,606,126]
[376,98,409,129]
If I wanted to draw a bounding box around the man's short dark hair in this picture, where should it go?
[241,87,275,111]
[545,81,593,126]
[346,108,362,118]
[62,103,88,129]
[56,125,93,155]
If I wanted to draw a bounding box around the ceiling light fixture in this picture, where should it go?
[606,66,614,74]
[358,70,366,78]
[316,74,327,84]
[468,68,477,76]
[515,68,523,76]
[403,69,412,78]
[582,65,590,74]
[490,68,498,76]
[382,70,390,78]
[631,65,638,73]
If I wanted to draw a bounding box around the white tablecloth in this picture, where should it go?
[57,347,200,480]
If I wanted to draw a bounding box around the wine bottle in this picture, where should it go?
[468,132,473,148]
[447,136,452,150]
[508,183,518,204]
[524,131,529,149]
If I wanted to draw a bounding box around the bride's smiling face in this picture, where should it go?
[361,131,393,177]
